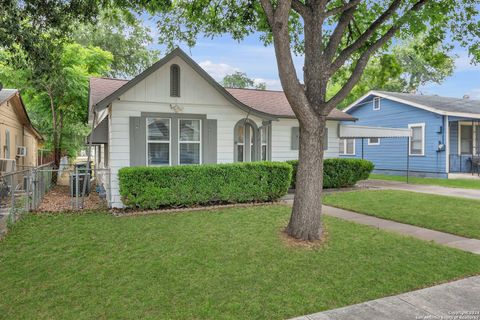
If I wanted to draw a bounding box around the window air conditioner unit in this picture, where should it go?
[16,146,27,157]
[0,159,16,173]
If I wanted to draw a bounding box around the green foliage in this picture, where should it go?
[118,162,292,209]
[287,158,374,189]
[73,9,160,78]
[329,35,456,109]
[0,44,113,157]
[222,71,267,90]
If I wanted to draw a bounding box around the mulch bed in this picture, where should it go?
[36,185,108,212]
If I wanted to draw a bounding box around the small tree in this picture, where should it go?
[136,0,478,240]
[223,71,267,90]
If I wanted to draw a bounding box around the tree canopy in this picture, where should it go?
[222,71,267,90]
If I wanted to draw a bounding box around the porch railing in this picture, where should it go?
[449,154,477,173]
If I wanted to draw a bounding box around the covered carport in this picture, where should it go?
[339,125,413,181]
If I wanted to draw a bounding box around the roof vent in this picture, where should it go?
[463,95,470,100]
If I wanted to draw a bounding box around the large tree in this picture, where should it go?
[223,71,267,89]
[141,0,479,240]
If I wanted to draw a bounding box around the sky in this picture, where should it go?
[144,18,480,100]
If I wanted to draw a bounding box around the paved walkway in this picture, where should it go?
[291,275,480,320]
[360,179,480,200]
[282,197,480,254]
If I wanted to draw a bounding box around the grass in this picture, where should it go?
[370,173,480,190]
[324,190,480,239]
[1,205,479,319]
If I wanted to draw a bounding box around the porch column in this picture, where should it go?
[445,115,449,174]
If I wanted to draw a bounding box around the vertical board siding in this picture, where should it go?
[343,98,447,176]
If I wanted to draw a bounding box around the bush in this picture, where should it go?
[286,158,374,189]
[118,162,292,209]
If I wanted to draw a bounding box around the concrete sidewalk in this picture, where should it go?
[282,196,480,254]
[360,179,480,200]
[291,275,480,320]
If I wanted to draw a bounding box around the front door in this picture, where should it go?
[235,120,257,162]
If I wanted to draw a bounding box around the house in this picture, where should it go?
[0,89,43,169]
[341,90,480,178]
[88,48,355,208]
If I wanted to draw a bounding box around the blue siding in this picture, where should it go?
[342,97,447,175]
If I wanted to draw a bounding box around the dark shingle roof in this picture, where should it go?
[376,91,480,115]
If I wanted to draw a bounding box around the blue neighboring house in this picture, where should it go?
[341,91,480,178]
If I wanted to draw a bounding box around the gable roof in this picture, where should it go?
[91,48,354,121]
[0,89,43,141]
[345,90,480,118]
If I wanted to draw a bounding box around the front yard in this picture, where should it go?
[1,205,479,319]
[370,173,480,190]
[324,190,480,239]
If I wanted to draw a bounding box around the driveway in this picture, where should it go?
[361,179,480,200]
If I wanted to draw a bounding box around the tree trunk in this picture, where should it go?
[286,118,326,241]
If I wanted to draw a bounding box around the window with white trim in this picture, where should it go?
[409,123,425,156]
[368,137,380,145]
[179,119,201,164]
[147,118,170,165]
[373,97,381,110]
[339,138,355,155]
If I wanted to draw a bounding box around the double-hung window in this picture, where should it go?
[179,119,201,164]
[147,118,170,165]
[409,123,425,156]
[460,124,473,155]
[339,138,355,155]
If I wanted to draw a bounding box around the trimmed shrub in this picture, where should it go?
[286,158,374,189]
[118,162,292,209]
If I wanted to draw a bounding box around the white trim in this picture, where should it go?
[367,137,380,145]
[458,121,476,156]
[146,117,171,166]
[445,115,450,173]
[344,90,480,119]
[373,97,381,110]
[178,118,202,165]
[408,123,425,156]
[340,138,356,155]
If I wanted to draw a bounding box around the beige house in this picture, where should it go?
[0,89,43,169]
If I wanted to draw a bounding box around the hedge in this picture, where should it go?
[118,162,292,209]
[286,158,374,189]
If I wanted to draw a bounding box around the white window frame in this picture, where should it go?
[408,123,425,156]
[458,122,476,155]
[146,118,171,166]
[178,118,202,165]
[373,97,381,111]
[260,126,268,161]
[340,138,355,156]
[368,137,380,145]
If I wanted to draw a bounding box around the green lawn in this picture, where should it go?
[1,206,479,319]
[324,190,480,239]
[370,173,480,190]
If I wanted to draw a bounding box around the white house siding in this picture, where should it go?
[271,118,340,161]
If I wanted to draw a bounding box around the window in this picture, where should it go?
[170,64,180,97]
[409,123,425,156]
[5,129,10,158]
[339,138,355,155]
[373,97,381,110]
[460,124,473,155]
[368,137,380,145]
[260,126,269,161]
[179,119,201,164]
[147,118,170,165]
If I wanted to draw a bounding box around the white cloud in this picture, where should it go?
[454,50,480,72]
[198,60,239,81]
[254,78,282,90]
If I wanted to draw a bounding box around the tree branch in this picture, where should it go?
[260,0,274,26]
[325,0,361,17]
[291,0,308,17]
[323,1,359,61]
[325,0,430,110]
[329,0,403,73]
